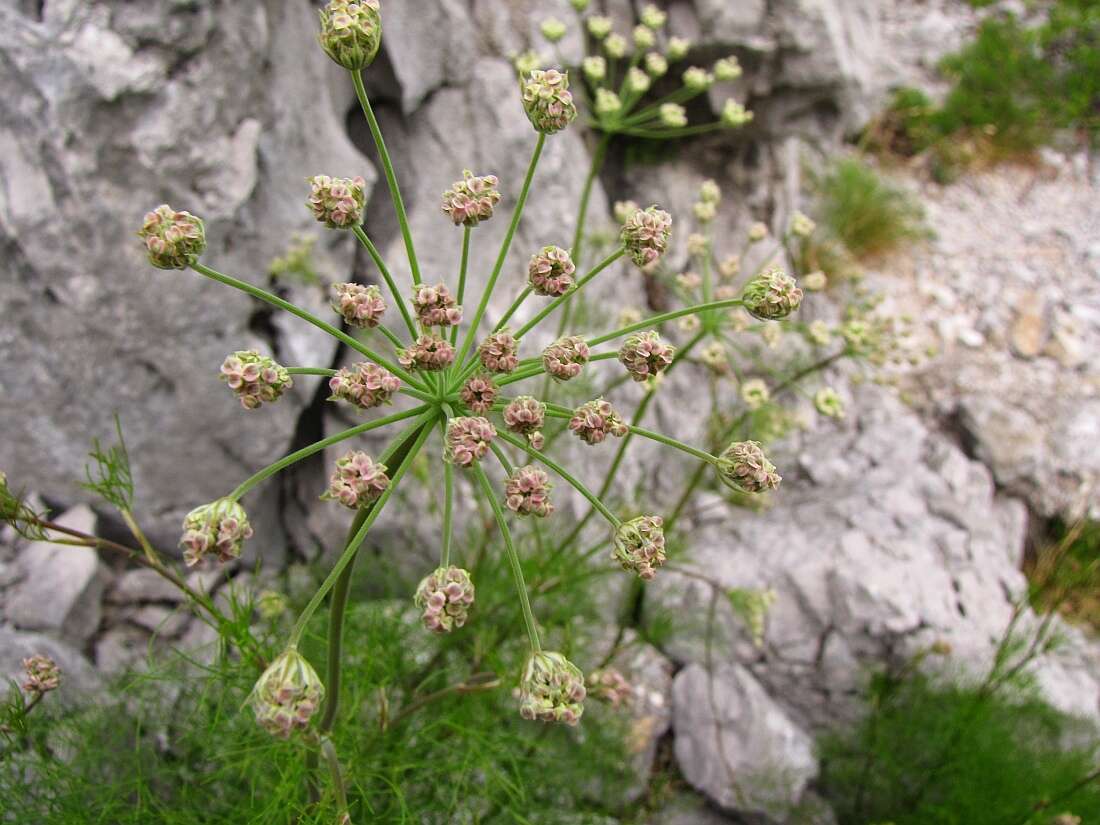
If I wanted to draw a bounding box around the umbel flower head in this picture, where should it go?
[220,350,293,410]
[740,377,770,410]
[613,515,666,580]
[332,282,386,328]
[569,398,628,445]
[478,330,520,374]
[139,205,206,270]
[618,331,675,383]
[502,396,546,449]
[504,465,554,517]
[321,450,390,509]
[528,245,576,297]
[441,170,502,227]
[542,335,589,382]
[398,334,455,371]
[328,361,401,410]
[318,0,382,71]
[621,205,673,268]
[445,416,496,467]
[521,69,578,135]
[307,175,367,228]
[814,387,845,419]
[587,668,632,708]
[22,655,60,694]
[249,648,325,738]
[414,566,476,633]
[180,499,253,567]
[518,651,586,725]
[459,373,498,414]
[741,266,803,321]
[411,282,463,327]
[716,441,781,494]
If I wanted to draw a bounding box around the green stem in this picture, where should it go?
[542,410,716,464]
[495,351,619,388]
[352,71,423,286]
[288,420,435,646]
[191,262,424,390]
[472,464,541,653]
[320,737,352,824]
[352,226,418,339]
[288,367,336,377]
[585,298,744,348]
[493,286,532,334]
[451,227,472,346]
[514,247,626,340]
[455,133,547,368]
[441,423,454,569]
[493,430,620,528]
[228,406,427,501]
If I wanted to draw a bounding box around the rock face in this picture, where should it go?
[4,506,111,643]
[673,662,818,823]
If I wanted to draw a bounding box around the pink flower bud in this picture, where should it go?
[444,416,497,467]
[249,648,325,738]
[306,174,367,229]
[398,335,456,372]
[318,0,382,70]
[321,450,389,509]
[587,667,632,707]
[503,396,546,449]
[22,655,60,694]
[569,398,628,446]
[220,350,293,410]
[621,205,672,268]
[504,465,554,518]
[414,566,476,633]
[138,205,206,270]
[332,282,386,328]
[617,331,675,382]
[411,282,463,328]
[478,330,520,374]
[328,362,401,410]
[180,499,253,567]
[528,245,576,297]
[613,515,666,580]
[519,651,586,725]
[542,336,589,382]
[441,170,501,227]
[741,267,803,321]
[521,69,578,134]
[460,374,499,415]
[716,441,781,493]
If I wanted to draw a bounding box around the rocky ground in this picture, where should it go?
[2,1,1098,823]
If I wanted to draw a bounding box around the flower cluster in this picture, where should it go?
[307,174,367,229]
[618,331,675,383]
[569,398,628,445]
[741,267,803,321]
[249,649,325,738]
[317,0,382,71]
[180,498,253,567]
[815,387,845,419]
[322,450,389,509]
[587,668,632,708]
[542,336,589,382]
[444,416,496,467]
[621,206,672,268]
[504,465,554,518]
[478,330,519,374]
[528,245,576,297]
[441,170,501,227]
[521,69,578,134]
[503,396,546,449]
[414,566,476,633]
[613,515,666,580]
[398,334,455,371]
[459,374,498,414]
[139,205,206,270]
[332,282,386,328]
[411,282,463,327]
[328,361,401,409]
[716,441,781,494]
[22,655,60,694]
[518,651,586,725]
[219,350,293,410]
[740,378,770,411]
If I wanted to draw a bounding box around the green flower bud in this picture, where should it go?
[604,33,628,59]
[640,4,667,29]
[666,36,691,61]
[683,67,712,91]
[716,441,781,493]
[633,24,655,50]
[721,99,753,127]
[645,52,668,77]
[713,56,742,82]
[249,648,325,738]
[318,0,382,72]
[540,17,567,43]
[519,651,586,725]
[741,267,803,321]
[595,88,623,117]
[521,69,578,135]
[814,387,845,419]
[586,15,612,40]
[583,55,607,83]
[139,205,206,270]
